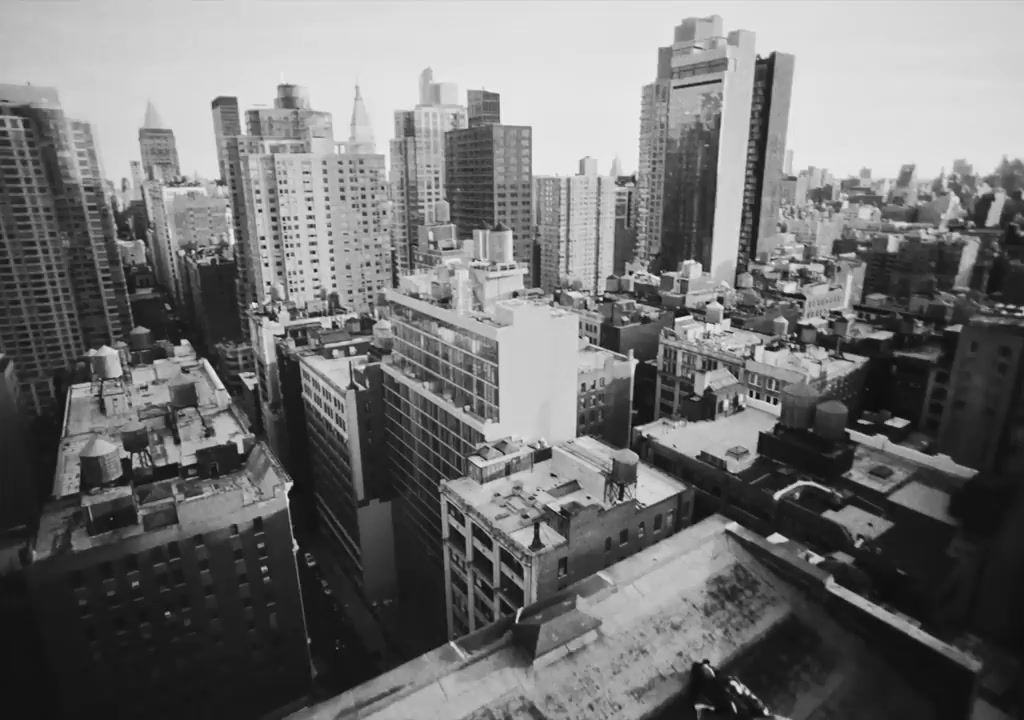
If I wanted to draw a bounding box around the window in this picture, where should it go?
[639,522,646,538]
[619,529,629,546]
[604,537,612,552]
[253,517,264,534]
[665,510,674,530]
[168,541,180,559]
[557,557,568,578]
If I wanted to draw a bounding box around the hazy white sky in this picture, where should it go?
[3,0,1021,183]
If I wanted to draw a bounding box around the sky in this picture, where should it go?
[2,0,1022,184]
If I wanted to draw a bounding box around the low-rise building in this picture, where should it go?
[656,314,869,419]
[634,383,978,629]
[576,341,635,448]
[287,515,982,720]
[26,345,311,719]
[440,436,691,638]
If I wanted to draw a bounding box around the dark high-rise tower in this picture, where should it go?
[211,96,241,183]
[445,92,534,283]
[467,89,501,128]
[0,84,133,413]
[138,101,180,181]
[739,52,795,270]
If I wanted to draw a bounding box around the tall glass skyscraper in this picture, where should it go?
[636,16,791,286]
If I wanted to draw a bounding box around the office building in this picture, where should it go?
[211,96,241,183]
[739,52,794,270]
[25,344,311,719]
[228,85,391,319]
[578,156,598,177]
[288,515,981,720]
[299,348,396,603]
[182,246,242,351]
[0,84,133,413]
[142,181,232,307]
[937,307,1024,475]
[635,16,759,285]
[440,436,691,637]
[138,101,180,181]
[613,177,637,274]
[535,165,617,294]
[467,89,500,128]
[444,96,533,282]
[390,68,468,276]
[576,342,635,448]
[382,237,580,652]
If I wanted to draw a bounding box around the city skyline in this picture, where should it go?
[3,1,1021,184]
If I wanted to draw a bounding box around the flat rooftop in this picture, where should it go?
[34,443,289,563]
[298,348,368,389]
[54,350,248,498]
[444,436,686,555]
[636,408,778,472]
[576,342,629,373]
[287,517,980,720]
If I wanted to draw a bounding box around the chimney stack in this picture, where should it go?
[529,521,544,551]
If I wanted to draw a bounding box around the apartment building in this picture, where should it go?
[26,345,310,719]
[0,84,132,412]
[535,165,616,295]
[440,436,691,637]
[576,341,635,448]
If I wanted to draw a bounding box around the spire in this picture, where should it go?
[348,84,374,154]
[142,100,165,130]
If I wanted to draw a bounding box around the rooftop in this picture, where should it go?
[576,341,630,373]
[33,443,287,563]
[286,517,980,720]
[54,349,248,498]
[635,408,779,473]
[444,436,686,556]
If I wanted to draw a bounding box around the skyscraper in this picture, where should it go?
[535,162,617,294]
[138,101,180,181]
[467,89,500,128]
[383,236,579,653]
[739,52,795,269]
[445,94,533,282]
[390,68,468,277]
[578,156,599,177]
[142,182,232,309]
[211,96,241,183]
[635,16,758,284]
[228,85,390,329]
[0,84,133,413]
